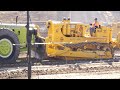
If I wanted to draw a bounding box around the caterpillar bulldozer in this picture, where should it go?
[1,17,120,63]
[35,18,120,60]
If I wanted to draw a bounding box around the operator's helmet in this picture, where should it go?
[63,17,66,20]
[95,18,97,20]
[68,17,70,20]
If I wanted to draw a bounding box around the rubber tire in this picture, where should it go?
[0,29,20,64]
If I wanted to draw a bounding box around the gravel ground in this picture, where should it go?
[1,52,120,79]
[32,71,120,79]
[6,62,120,79]
[15,70,120,79]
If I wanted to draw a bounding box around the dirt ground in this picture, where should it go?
[15,70,120,79]
[7,62,120,79]
[32,71,120,79]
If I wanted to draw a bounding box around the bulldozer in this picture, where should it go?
[35,17,120,60]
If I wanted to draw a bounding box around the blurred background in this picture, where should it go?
[0,11,120,23]
[0,11,120,38]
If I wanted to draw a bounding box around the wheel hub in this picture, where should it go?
[0,38,13,58]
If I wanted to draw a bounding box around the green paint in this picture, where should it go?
[0,39,13,58]
[0,23,36,53]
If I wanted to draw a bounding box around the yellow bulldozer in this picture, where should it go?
[35,18,120,60]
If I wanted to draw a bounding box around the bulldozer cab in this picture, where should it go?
[60,19,112,40]
[61,23,90,37]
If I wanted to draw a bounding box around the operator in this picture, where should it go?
[92,18,100,28]
[90,18,101,36]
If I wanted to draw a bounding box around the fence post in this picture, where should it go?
[27,11,32,79]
